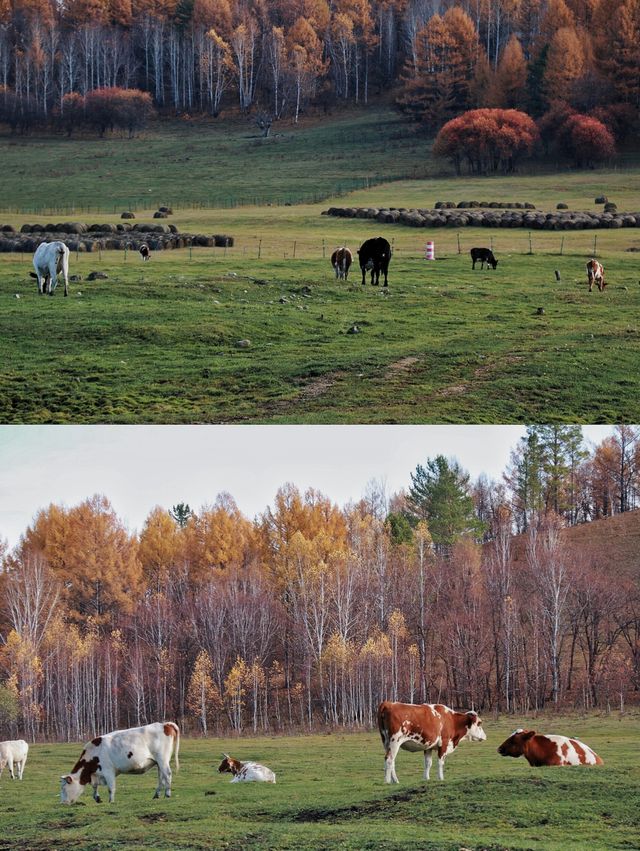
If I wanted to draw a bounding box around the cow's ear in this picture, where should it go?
[521,730,536,741]
[61,775,73,784]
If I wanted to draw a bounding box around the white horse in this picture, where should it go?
[32,241,70,296]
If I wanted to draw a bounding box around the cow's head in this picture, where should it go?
[218,753,240,775]
[497,728,534,758]
[60,773,84,804]
[490,258,498,269]
[464,711,487,742]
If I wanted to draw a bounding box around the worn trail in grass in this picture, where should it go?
[1,715,638,851]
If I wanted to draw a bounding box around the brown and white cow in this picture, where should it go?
[331,247,352,280]
[377,701,487,783]
[218,753,276,783]
[586,258,605,292]
[498,729,603,767]
[60,722,180,804]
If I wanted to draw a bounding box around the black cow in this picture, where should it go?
[358,237,391,286]
[470,247,498,270]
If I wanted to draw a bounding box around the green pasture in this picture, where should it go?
[0,714,638,850]
[1,217,639,423]
[1,109,640,423]
[0,110,430,213]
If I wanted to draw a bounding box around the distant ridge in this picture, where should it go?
[504,509,640,577]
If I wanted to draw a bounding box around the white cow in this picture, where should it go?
[60,722,180,804]
[218,753,276,783]
[32,241,70,296]
[0,739,29,780]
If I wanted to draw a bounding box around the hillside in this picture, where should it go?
[508,509,640,577]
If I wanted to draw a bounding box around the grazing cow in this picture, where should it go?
[586,258,605,292]
[60,722,180,804]
[32,241,70,296]
[0,740,29,780]
[358,237,391,286]
[470,247,498,270]
[218,753,276,783]
[139,243,150,261]
[498,729,603,767]
[377,701,487,784]
[331,247,352,280]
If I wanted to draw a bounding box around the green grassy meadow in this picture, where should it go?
[1,715,638,851]
[1,110,640,423]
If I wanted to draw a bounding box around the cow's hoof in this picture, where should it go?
[152,792,160,799]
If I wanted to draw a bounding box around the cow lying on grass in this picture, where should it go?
[31,241,70,296]
[60,722,180,804]
[218,753,276,783]
[498,729,603,766]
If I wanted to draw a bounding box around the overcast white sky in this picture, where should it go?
[0,425,616,549]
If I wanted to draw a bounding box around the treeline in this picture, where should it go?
[0,425,638,741]
[0,0,638,139]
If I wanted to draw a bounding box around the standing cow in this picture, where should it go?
[358,237,391,286]
[32,241,70,296]
[139,243,151,261]
[498,729,603,767]
[470,247,498,269]
[378,701,486,783]
[331,247,352,280]
[60,722,180,804]
[586,258,605,292]
[0,740,29,780]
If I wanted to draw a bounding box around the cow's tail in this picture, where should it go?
[377,701,390,751]
[166,722,180,771]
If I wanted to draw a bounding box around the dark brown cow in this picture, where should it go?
[331,247,353,280]
[358,237,391,286]
[377,701,486,783]
[498,729,603,767]
[586,258,605,292]
[470,247,498,269]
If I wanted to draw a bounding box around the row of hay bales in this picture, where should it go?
[0,223,234,253]
[434,201,536,209]
[323,206,640,230]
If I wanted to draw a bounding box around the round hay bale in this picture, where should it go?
[153,211,168,219]
[1,224,16,233]
[30,224,44,233]
[64,222,87,234]
[121,211,135,219]
[342,208,357,218]
[158,206,173,214]
[355,208,370,219]
[556,203,568,210]
[524,203,536,209]
[604,202,617,213]
[595,196,608,204]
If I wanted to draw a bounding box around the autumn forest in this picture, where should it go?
[0,0,639,148]
[1,425,639,742]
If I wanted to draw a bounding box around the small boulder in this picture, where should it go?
[87,271,109,281]
[235,339,251,348]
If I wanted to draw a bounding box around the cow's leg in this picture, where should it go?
[361,268,366,286]
[104,772,116,803]
[437,745,447,780]
[383,266,388,287]
[7,757,15,780]
[154,760,172,798]
[17,759,25,780]
[36,273,44,295]
[384,737,402,784]
[423,750,433,781]
[92,779,102,803]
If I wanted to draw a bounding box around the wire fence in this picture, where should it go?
[5,229,635,266]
